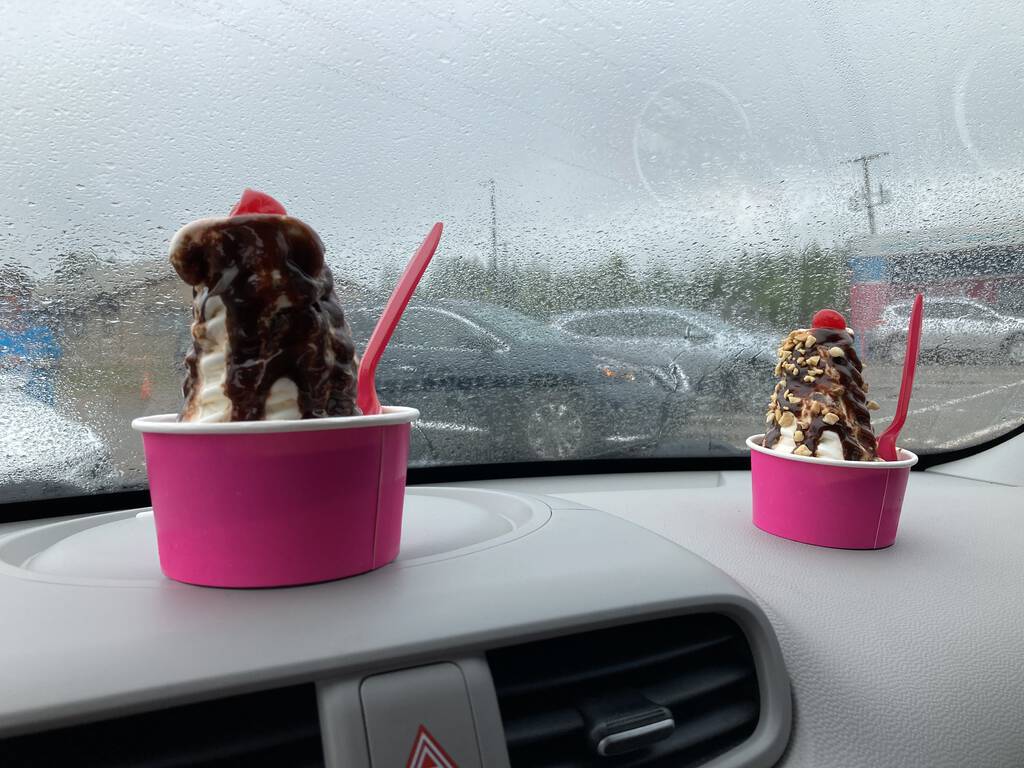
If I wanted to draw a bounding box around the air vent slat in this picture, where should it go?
[531,700,759,768]
[141,720,324,768]
[488,614,760,768]
[504,707,586,750]
[0,684,324,768]
[496,634,734,699]
[642,663,753,709]
[504,664,752,752]
[620,700,759,768]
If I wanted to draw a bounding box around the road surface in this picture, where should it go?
[689,363,1024,455]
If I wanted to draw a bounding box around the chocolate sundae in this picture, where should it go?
[762,309,879,461]
[170,190,359,422]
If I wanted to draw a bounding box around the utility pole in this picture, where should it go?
[487,178,498,274]
[845,152,890,235]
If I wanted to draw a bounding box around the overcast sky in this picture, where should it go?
[3,0,1024,281]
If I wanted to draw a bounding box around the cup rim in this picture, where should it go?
[132,405,420,434]
[747,434,919,469]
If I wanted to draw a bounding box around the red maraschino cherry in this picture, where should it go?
[811,309,847,330]
[229,188,287,216]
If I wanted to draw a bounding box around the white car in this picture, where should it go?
[0,377,116,503]
[873,298,1024,363]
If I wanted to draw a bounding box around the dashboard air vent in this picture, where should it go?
[487,613,759,767]
[0,683,324,768]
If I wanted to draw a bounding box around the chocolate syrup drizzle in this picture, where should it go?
[762,326,878,460]
[170,214,359,421]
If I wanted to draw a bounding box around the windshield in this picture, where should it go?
[3,1,1024,502]
[564,311,710,340]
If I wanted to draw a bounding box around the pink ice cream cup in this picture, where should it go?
[132,406,419,588]
[747,434,919,549]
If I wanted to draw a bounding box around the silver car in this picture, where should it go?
[551,307,778,454]
[552,307,776,391]
[873,298,1024,364]
[1,375,117,503]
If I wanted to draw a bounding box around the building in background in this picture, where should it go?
[847,222,1024,352]
[0,267,62,405]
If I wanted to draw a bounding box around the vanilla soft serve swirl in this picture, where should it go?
[170,212,359,422]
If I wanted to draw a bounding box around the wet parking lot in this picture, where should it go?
[96,362,1024,488]
[690,362,1024,455]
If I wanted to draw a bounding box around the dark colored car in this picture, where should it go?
[347,300,674,464]
[552,307,777,453]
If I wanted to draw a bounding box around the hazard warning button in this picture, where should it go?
[361,663,482,768]
[406,724,459,768]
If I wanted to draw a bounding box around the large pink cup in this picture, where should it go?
[747,434,918,549]
[132,406,419,588]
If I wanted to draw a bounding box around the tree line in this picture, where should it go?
[380,243,852,330]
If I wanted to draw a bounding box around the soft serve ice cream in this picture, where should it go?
[170,189,359,422]
[762,309,879,461]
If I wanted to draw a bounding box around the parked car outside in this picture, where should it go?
[347,300,675,464]
[552,307,777,452]
[873,297,1024,364]
[1,375,117,503]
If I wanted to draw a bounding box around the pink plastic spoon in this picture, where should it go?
[357,223,444,415]
[876,293,924,461]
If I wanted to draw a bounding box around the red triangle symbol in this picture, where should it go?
[406,725,459,768]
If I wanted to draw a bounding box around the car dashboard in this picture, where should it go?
[0,436,1021,768]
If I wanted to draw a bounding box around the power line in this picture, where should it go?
[487,179,498,274]
[845,152,890,235]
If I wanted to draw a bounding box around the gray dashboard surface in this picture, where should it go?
[454,471,1024,768]
[0,487,550,585]
[0,484,785,751]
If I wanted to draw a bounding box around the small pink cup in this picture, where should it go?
[747,434,919,549]
[132,406,419,588]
